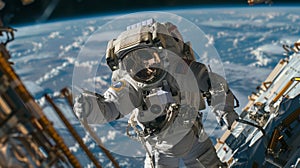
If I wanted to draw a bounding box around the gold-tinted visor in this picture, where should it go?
[121,47,165,83]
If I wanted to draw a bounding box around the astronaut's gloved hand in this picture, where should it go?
[215,110,239,130]
[73,91,103,120]
[74,94,89,120]
[222,110,239,130]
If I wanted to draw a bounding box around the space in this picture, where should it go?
[1,0,300,167]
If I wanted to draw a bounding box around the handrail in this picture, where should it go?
[271,77,300,104]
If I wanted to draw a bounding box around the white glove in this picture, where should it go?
[215,110,239,130]
[73,92,102,120]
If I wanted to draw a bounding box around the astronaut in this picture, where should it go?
[74,19,239,168]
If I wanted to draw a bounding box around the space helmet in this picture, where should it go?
[105,18,195,84]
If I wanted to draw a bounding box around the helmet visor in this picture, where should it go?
[121,48,165,83]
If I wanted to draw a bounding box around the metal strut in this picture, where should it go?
[44,94,103,168]
[0,45,81,168]
[0,26,17,45]
[282,42,300,55]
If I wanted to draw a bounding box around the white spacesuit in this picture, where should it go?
[74,19,239,168]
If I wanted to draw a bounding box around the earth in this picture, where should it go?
[7,6,300,167]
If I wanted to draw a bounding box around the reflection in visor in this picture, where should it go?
[122,48,165,83]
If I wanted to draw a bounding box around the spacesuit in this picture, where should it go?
[74,19,239,168]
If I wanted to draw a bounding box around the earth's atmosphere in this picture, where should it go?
[7,6,300,167]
